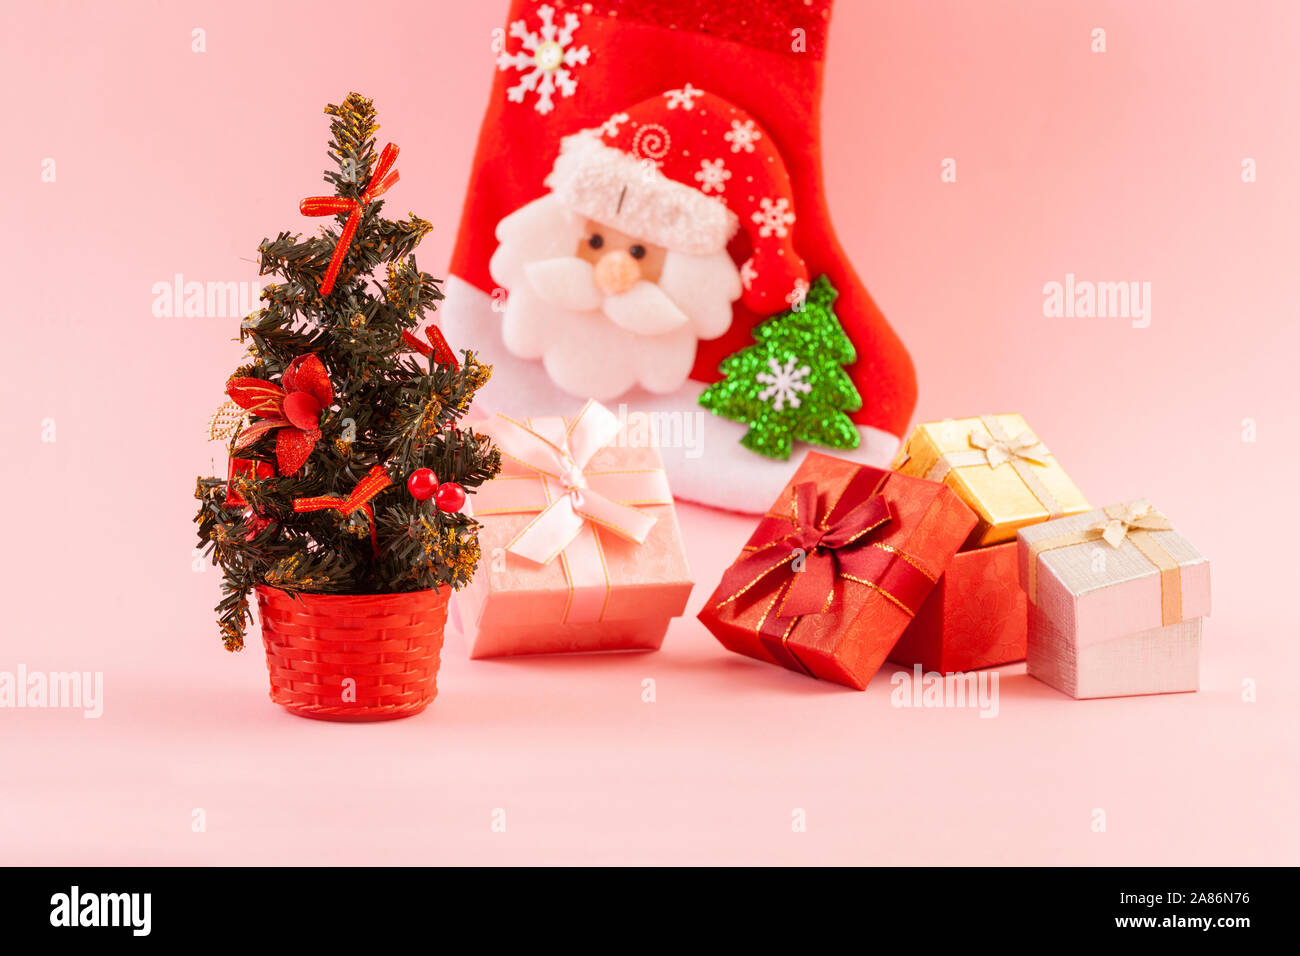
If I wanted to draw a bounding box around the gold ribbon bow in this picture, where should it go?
[968,427,1049,469]
[925,415,1062,518]
[1026,502,1183,626]
[1091,501,1173,549]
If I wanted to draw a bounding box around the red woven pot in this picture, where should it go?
[255,585,450,722]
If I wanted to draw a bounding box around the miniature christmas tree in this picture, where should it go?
[698,276,861,459]
[195,93,500,651]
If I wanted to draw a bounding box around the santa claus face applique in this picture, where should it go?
[487,87,808,402]
[490,194,740,399]
[575,219,667,296]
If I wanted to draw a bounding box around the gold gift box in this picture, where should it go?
[891,413,1090,547]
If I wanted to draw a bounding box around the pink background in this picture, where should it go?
[3,0,1297,864]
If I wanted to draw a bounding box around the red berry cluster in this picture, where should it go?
[406,468,466,513]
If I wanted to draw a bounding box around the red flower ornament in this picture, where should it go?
[226,354,334,475]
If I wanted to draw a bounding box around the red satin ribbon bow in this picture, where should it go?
[292,465,392,557]
[715,468,934,626]
[401,324,458,370]
[299,143,401,296]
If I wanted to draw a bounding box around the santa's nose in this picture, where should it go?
[593,250,641,295]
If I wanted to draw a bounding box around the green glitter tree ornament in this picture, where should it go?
[699,275,861,460]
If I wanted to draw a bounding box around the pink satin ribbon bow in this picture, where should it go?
[474,401,674,622]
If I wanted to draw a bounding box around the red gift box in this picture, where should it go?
[225,457,274,507]
[887,541,1028,674]
[698,453,977,689]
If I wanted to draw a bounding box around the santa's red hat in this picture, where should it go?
[545,87,808,315]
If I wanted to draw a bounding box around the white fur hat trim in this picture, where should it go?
[545,131,738,255]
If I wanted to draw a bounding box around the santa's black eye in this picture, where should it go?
[587,233,604,249]
[629,244,646,260]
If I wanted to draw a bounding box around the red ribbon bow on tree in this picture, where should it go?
[292,465,392,558]
[401,324,458,370]
[226,353,333,475]
[299,143,401,296]
[714,468,935,627]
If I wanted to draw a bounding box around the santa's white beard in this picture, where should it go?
[488,194,741,400]
[500,277,696,398]
[524,256,694,336]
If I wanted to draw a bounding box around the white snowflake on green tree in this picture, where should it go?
[699,276,861,459]
[756,356,812,410]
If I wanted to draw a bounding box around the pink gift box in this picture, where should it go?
[1027,604,1202,698]
[1017,500,1210,698]
[455,405,694,658]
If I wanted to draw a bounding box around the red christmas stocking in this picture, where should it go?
[442,0,916,513]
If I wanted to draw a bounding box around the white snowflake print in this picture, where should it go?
[694,158,731,194]
[497,4,591,115]
[663,82,703,110]
[739,258,757,290]
[752,197,795,238]
[597,111,629,138]
[723,118,761,153]
[756,356,813,412]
